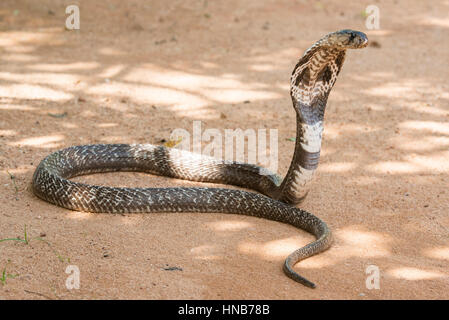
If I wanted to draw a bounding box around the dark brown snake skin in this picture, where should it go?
[32,30,368,288]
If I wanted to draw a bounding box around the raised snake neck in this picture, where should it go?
[32,30,368,288]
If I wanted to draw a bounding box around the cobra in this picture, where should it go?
[32,29,368,288]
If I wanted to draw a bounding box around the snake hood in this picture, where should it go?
[275,29,368,204]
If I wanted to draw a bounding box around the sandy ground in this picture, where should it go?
[0,0,448,300]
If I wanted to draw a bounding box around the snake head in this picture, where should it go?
[322,29,368,49]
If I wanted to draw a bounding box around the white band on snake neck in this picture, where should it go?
[299,121,323,153]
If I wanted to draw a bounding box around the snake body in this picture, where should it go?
[32,30,368,288]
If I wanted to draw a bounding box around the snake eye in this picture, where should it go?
[349,33,356,42]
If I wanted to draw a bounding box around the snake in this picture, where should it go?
[32,30,368,288]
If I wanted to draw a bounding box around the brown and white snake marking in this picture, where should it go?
[32,30,368,288]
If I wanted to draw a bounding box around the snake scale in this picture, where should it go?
[32,30,368,288]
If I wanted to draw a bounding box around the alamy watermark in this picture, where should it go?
[169,121,279,175]
[65,265,80,290]
[365,5,380,30]
[365,265,380,290]
[65,5,80,30]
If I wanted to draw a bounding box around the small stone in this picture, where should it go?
[369,41,381,48]
[163,266,183,271]
[131,24,144,31]
[48,112,67,118]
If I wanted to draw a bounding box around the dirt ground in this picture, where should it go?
[0,0,448,300]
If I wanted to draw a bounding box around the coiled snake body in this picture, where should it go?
[32,30,368,288]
